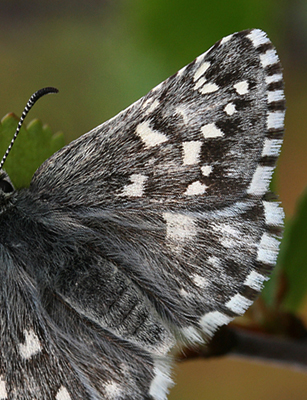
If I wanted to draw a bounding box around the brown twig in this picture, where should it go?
[178,324,307,372]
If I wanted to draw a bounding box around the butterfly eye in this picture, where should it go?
[0,178,14,194]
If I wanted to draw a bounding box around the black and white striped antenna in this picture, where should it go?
[0,87,58,170]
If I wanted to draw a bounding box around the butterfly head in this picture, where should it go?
[0,170,15,210]
[0,170,14,192]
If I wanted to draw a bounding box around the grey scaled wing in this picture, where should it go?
[0,29,284,400]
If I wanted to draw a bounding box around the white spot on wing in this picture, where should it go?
[244,270,268,292]
[181,326,203,343]
[163,212,197,241]
[257,232,280,265]
[193,61,210,81]
[195,53,206,64]
[218,223,241,237]
[201,165,212,176]
[56,386,71,400]
[18,329,42,360]
[179,288,191,297]
[142,97,152,109]
[104,381,122,399]
[149,361,173,400]
[260,49,279,68]
[151,82,164,93]
[199,311,233,336]
[177,66,186,76]
[192,274,208,289]
[194,77,207,91]
[261,138,283,157]
[201,123,224,138]
[220,34,233,45]
[234,80,249,95]
[225,293,254,314]
[136,121,168,148]
[267,90,285,103]
[121,174,148,197]
[208,255,221,268]
[263,201,284,226]
[267,111,285,130]
[184,181,207,195]
[200,82,219,94]
[182,141,202,165]
[0,376,7,399]
[247,29,270,47]
[212,223,242,248]
[247,165,274,196]
[224,102,236,115]
[265,74,283,84]
[144,99,160,115]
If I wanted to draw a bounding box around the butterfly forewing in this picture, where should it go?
[0,29,284,400]
[31,30,284,211]
[30,27,284,337]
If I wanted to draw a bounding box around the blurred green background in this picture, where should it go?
[1,0,307,399]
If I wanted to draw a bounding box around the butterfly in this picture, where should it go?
[0,29,285,400]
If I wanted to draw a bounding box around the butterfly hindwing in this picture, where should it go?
[0,240,171,400]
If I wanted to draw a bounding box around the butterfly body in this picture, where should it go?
[0,29,284,399]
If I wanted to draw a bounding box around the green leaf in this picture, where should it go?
[279,187,307,311]
[0,113,65,188]
[260,217,289,307]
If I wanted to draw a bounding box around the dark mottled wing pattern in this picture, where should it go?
[0,29,284,400]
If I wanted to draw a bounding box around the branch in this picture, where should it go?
[178,324,307,372]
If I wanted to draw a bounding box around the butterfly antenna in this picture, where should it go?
[0,87,59,170]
